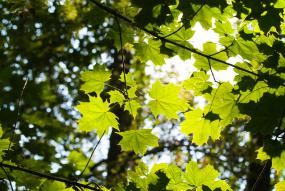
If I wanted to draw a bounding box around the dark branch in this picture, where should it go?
[1,166,14,191]
[163,2,205,38]
[0,163,102,191]
[207,58,219,84]
[88,0,259,77]
[76,132,105,187]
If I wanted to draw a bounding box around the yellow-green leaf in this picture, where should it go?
[76,96,118,136]
[80,65,111,95]
[256,147,270,161]
[120,72,136,87]
[149,81,188,119]
[108,90,125,106]
[275,181,285,191]
[181,109,222,145]
[124,100,140,118]
[117,129,159,154]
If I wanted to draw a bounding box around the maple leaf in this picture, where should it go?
[210,83,241,126]
[183,71,212,96]
[184,161,232,191]
[108,90,125,106]
[80,65,111,95]
[117,129,158,154]
[76,96,119,137]
[119,72,136,87]
[164,164,191,191]
[180,108,222,146]
[148,81,188,119]
[135,39,168,66]
[124,100,141,118]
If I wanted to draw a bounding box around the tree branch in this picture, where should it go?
[0,163,102,191]
[88,0,259,77]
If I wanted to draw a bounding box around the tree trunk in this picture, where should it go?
[106,48,133,185]
[246,134,272,191]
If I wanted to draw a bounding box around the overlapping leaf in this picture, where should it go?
[181,109,222,145]
[148,81,188,119]
[194,42,228,71]
[135,39,168,65]
[184,161,232,191]
[76,96,119,137]
[183,71,212,96]
[118,129,159,154]
[80,65,111,95]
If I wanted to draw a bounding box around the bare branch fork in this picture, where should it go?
[88,0,259,77]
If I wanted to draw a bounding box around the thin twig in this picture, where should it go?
[114,17,127,95]
[163,24,184,38]
[207,58,219,83]
[163,1,205,38]
[88,0,259,77]
[250,160,269,191]
[76,132,105,185]
[114,16,133,115]
[0,162,102,191]
[1,166,14,191]
[6,78,28,158]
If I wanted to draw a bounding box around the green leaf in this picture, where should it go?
[272,151,285,173]
[76,96,119,136]
[149,81,188,119]
[256,147,270,161]
[164,164,191,191]
[210,83,240,126]
[278,53,285,68]
[135,39,167,65]
[0,123,2,137]
[68,150,93,173]
[239,93,285,134]
[128,162,158,191]
[124,100,141,118]
[0,124,12,160]
[214,20,234,35]
[117,129,159,155]
[127,85,138,99]
[256,148,285,173]
[165,27,195,60]
[194,42,228,71]
[239,81,269,103]
[184,161,232,191]
[183,71,212,96]
[108,90,125,106]
[192,5,221,30]
[181,109,222,146]
[40,180,73,191]
[120,72,136,87]
[230,37,263,61]
[80,65,111,95]
[275,181,285,191]
[274,0,285,8]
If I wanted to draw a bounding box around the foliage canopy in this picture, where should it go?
[1,0,285,190]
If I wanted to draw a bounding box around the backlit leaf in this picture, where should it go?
[118,129,159,154]
[80,65,111,95]
[108,90,125,106]
[76,96,118,137]
[181,109,222,145]
[149,81,188,119]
